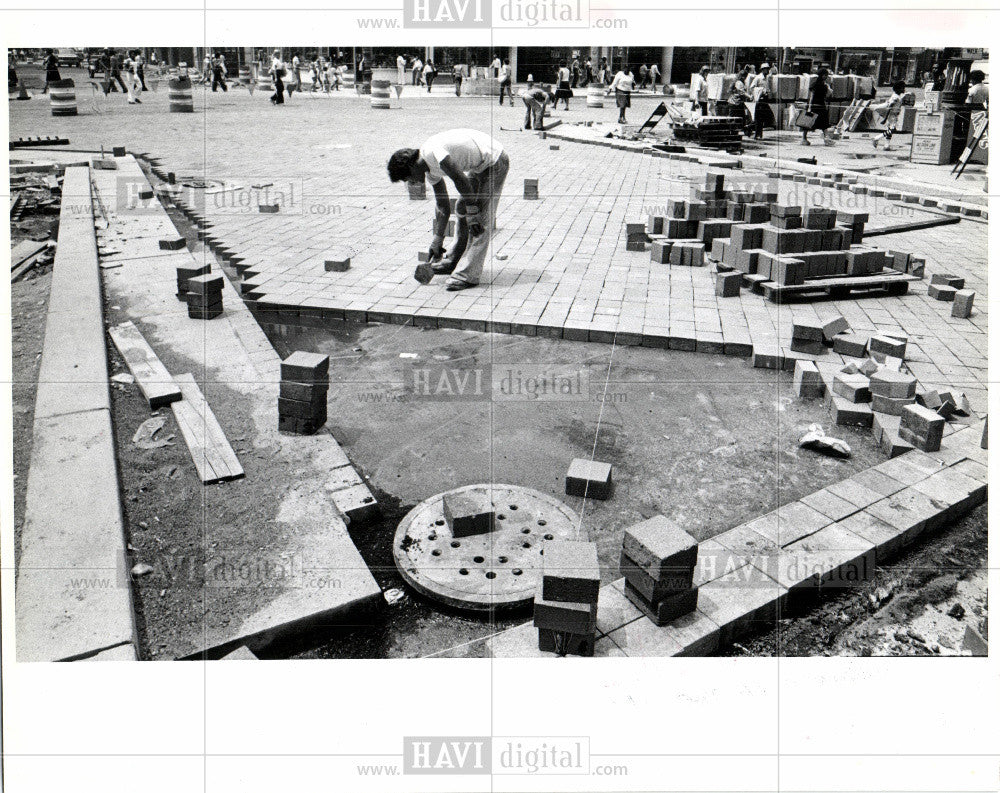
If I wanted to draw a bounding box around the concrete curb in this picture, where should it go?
[15,165,138,662]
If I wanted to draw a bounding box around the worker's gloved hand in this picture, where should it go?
[427,241,445,263]
[465,205,484,237]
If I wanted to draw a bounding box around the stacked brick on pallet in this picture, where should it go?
[535,541,601,657]
[278,352,329,435]
[186,274,225,320]
[619,516,699,626]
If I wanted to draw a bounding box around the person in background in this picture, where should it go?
[491,54,501,78]
[802,67,832,145]
[871,80,907,150]
[650,62,661,91]
[930,65,946,92]
[423,60,437,92]
[291,53,301,92]
[269,50,285,105]
[749,62,774,140]
[691,65,710,115]
[554,60,572,109]
[136,50,147,91]
[727,67,752,126]
[412,55,423,86]
[41,49,60,93]
[598,56,609,86]
[607,64,635,123]
[522,85,553,129]
[453,63,463,96]
[123,50,142,104]
[638,64,649,89]
[212,52,227,92]
[966,70,988,106]
[571,56,580,88]
[498,58,514,106]
[582,57,592,87]
[397,53,406,85]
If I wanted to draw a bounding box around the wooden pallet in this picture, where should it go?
[108,321,183,409]
[758,271,917,303]
[170,374,244,485]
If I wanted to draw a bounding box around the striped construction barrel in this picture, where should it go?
[341,71,355,90]
[586,84,604,108]
[370,78,391,109]
[49,79,77,116]
[238,66,252,86]
[168,76,194,113]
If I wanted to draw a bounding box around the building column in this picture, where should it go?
[509,46,517,82]
[660,47,673,85]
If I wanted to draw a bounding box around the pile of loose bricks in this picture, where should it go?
[619,516,699,626]
[279,352,330,435]
[927,273,977,319]
[633,171,927,293]
[786,315,975,458]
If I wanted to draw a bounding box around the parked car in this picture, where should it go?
[55,48,82,68]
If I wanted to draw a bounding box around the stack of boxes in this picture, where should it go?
[619,516,699,626]
[534,540,601,656]
[185,273,225,320]
[910,110,956,165]
[278,352,329,435]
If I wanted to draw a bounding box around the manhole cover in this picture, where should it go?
[392,484,581,612]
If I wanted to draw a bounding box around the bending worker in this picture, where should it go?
[387,129,509,291]
[522,85,554,130]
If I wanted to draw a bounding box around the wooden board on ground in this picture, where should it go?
[171,373,244,484]
[862,213,961,237]
[107,321,183,409]
[759,271,917,303]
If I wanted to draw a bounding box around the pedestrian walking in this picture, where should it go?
[871,80,907,150]
[42,49,60,93]
[136,51,148,91]
[498,59,514,105]
[123,50,142,104]
[607,65,635,123]
[388,129,509,291]
[801,67,832,145]
[291,53,301,92]
[571,57,580,88]
[554,61,573,109]
[638,64,649,89]
[412,56,423,85]
[212,52,228,92]
[650,62,660,90]
[423,60,437,91]
[453,64,463,96]
[269,50,285,104]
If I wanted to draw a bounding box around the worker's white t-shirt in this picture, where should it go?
[420,129,503,184]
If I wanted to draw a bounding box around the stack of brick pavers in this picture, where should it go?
[534,540,601,656]
[176,262,211,302]
[185,273,225,320]
[640,171,925,300]
[278,352,329,435]
[619,516,699,626]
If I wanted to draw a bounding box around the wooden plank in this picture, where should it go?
[10,240,50,269]
[107,321,182,409]
[862,214,961,238]
[171,373,244,484]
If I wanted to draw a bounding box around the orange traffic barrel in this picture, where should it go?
[49,79,77,116]
[168,76,194,113]
[370,78,391,109]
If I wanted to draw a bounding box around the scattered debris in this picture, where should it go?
[798,424,851,458]
[383,588,405,605]
[132,416,174,449]
[131,562,155,578]
[111,372,135,385]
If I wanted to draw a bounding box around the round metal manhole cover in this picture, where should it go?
[179,177,226,190]
[392,484,581,612]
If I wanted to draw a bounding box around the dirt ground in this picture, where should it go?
[724,502,988,656]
